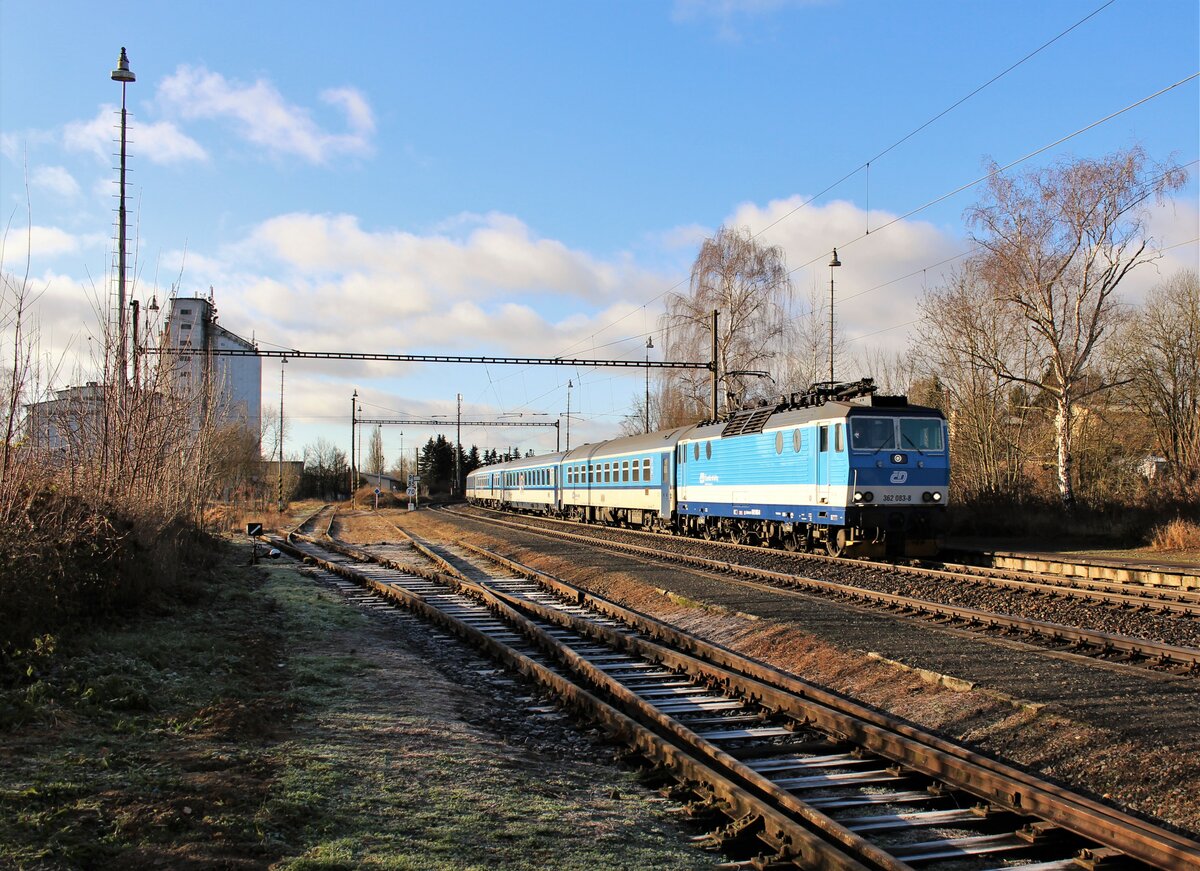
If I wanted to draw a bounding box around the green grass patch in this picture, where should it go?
[0,541,711,869]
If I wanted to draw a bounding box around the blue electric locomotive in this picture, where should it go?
[464,379,948,557]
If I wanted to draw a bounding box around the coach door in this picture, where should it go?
[816,424,831,506]
[660,454,671,517]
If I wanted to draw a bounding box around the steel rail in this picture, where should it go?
[461,504,1200,612]
[457,543,1200,871]
[275,531,882,870]
[447,508,1200,670]
[306,525,1200,871]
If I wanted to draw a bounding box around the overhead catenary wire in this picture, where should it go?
[782,73,1200,279]
[545,1,1129,361]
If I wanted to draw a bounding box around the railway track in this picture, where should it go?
[270,522,1200,870]
[460,506,1200,613]
[442,506,1200,672]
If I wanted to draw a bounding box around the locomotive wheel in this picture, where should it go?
[826,528,847,557]
[701,525,714,541]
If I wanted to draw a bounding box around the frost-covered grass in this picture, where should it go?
[0,539,709,869]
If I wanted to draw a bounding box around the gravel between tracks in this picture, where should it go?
[340,507,1200,836]
[459,509,1200,649]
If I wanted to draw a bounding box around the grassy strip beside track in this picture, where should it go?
[0,538,710,870]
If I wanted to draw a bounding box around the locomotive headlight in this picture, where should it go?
[932,491,943,502]
[863,491,873,502]
[922,491,932,502]
[853,491,864,503]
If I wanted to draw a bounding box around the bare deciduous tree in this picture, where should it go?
[965,147,1186,507]
[366,425,385,476]
[914,265,1037,500]
[660,225,794,424]
[1118,269,1200,483]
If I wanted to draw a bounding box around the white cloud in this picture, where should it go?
[30,166,81,199]
[727,195,964,357]
[31,226,84,258]
[63,105,208,165]
[156,66,374,163]
[239,211,656,305]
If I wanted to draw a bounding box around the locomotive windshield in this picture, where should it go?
[850,416,944,452]
[850,417,896,450]
[900,418,944,451]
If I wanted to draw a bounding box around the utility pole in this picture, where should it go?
[710,309,719,421]
[111,48,135,387]
[829,248,841,385]
[455,393,462,498]
[129,299,140,383]
[565,379,573,451]
[350,389,357,502]
[645,334,654,433]
[278,358,286,513]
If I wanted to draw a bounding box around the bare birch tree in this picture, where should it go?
[661,225,793,424]
[965,147,1186,507]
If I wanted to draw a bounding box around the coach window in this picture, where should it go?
[793,429,801,452]
[632,460,640,482]
[835,424,844,452]
[622,460,630,482]
[775,432,783,454]
[705,441,712,461]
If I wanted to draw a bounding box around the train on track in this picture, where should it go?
[465,379,949,557]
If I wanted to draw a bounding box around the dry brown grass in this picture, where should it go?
[1148,517,1200,552]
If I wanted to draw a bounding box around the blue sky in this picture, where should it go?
[2,0,1197,464]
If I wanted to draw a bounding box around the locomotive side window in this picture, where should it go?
[694,443,700,461]
[775,432,783,454]
[851,417,896,450]
[705,441,712,460]
[835,424,844,452]
[819,426,829,453]
[900,418,945,451]
[793,429,801,452]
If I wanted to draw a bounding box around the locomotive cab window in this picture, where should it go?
[835,424,844,452]
[850,417,897,450]
[900,418,945,451]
